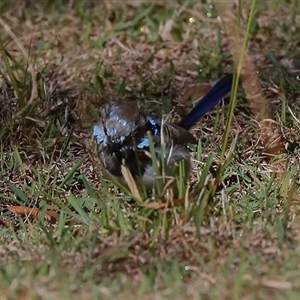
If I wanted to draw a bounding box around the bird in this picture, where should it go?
[92,73,233,189]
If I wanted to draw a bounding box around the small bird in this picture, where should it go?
[92,74,233,189]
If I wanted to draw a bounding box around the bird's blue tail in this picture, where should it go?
[179,73,234,130]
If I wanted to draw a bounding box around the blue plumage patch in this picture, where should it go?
[107,127,117,136]
[92,125,104,144]
[136,119,160,149]
[137,136,150,149]
[148,118,160,135]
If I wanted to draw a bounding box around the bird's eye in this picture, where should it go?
[92,125,104,144]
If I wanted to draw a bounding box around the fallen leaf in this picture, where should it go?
[261,278,292,289]
[7,206,59,224]
[181,84,212,103]
[143,202,166,209]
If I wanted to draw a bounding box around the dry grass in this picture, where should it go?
[0,1,300,299]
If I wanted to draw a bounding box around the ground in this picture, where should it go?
[0,1,300,299]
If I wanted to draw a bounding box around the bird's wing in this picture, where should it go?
[162,122,197,145]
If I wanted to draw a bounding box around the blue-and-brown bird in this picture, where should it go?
[92,74,233,189]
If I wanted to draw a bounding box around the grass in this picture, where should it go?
[0,0,300,299]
